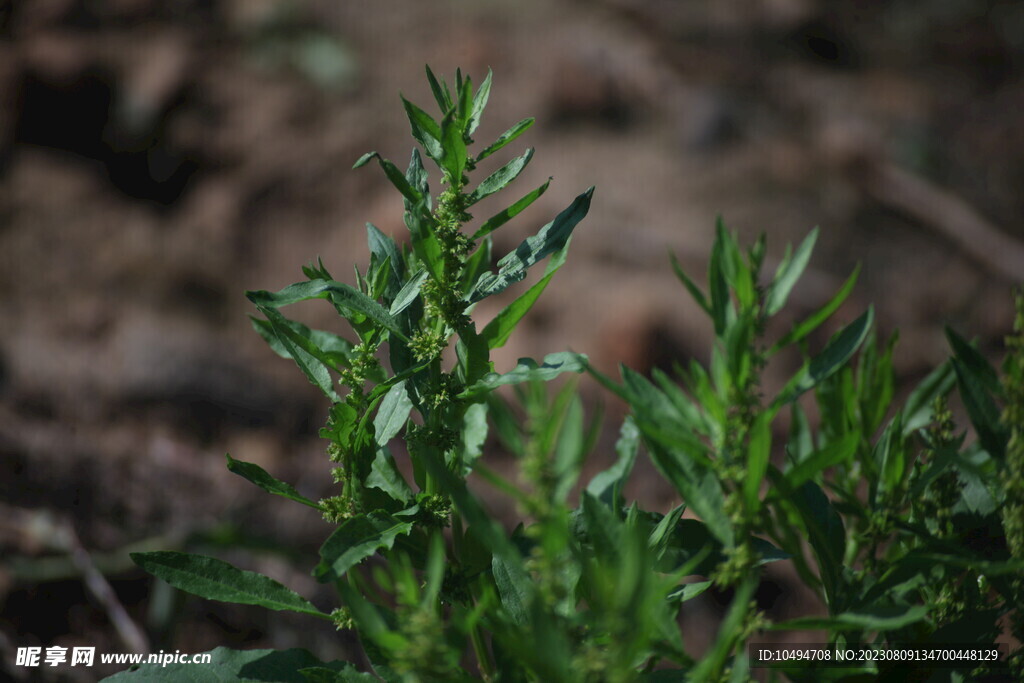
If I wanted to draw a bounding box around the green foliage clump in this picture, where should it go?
[113,67,1023,683]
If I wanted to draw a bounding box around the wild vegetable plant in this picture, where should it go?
[111,68,1023,682]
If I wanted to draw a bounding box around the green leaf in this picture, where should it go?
[769,264,860,355]
[479,238,569,350]
[366,447,413,504]
[130,552,328,619]
[247,280,409,342]
[101,647,365,682]
[646,440,733,547]
[373,381,412,446]
[254,306,341,401]
[776,308,874,404]
[766,228,818,315]
[467,69,492,135]
[587,415,640,509]
[492,552,532,625]
[902,360,955,434]
[687,574,757,681]
[352,151,423,207]
[476,118,535,163]
[466,148,533,206]
[400,95,443,160]
[473,178,552,241]
[772,605,929,631]
[708,227,731,336]
[389,268,428,316]
[666,580,712,604]
[457,401,489,475]
[251,317,353,368]
[439,109,467,181]
[458,352,587,399]
[314,512,415,583]
[742,410,774,513]
[783,432,858,489]
[770,471,846,605]
[470,187,593,302]
[424,64,452,113]
[404,148,430,209]
[669,253,711,315]
[226,454,323,511]
[873,413,907,505]
[947,328,1007,460]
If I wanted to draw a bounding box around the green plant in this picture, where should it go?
[110,68,1023,682]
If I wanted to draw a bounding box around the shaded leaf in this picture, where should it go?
[226,454,323,510]
[131,552,327,619]
[470,187,593,302]
[314,513,415,582]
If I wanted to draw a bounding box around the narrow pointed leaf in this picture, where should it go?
[424,64,452,112]
[769,264,860,355]
[458,352,587,399]
[226,454,323,510]
[587,415,640,509]
[472,178,551,240]
[766,228,818,315]
[353,151,423,206]
[771,605,928,631]
[400,96,442,159]
[476,117,535,162]
[248,280,408,342]
[466,148,534,206]
[902,360,955,434]
[470,187,593,302]
[131,552,328,619]
[776,307,873,404]
[389,268,428,316]
[253,307,340,401]
[468,69,492,135]
[479,237,569,349]
[670,253,710,315]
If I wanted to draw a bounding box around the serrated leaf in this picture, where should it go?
[472,178,551,241]
[314,512,415,583]
[131,552,327,619]
[476,117,535,163]
[247,280,408,342]
[226,454,323,510]
[470,187,593,302]
[373,381,412,446]
[101,647,363,682]
[466,148,533,206]
[458,352,587,399]
[766,228,818,315]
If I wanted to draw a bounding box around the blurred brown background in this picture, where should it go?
[2,0,1023,679]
